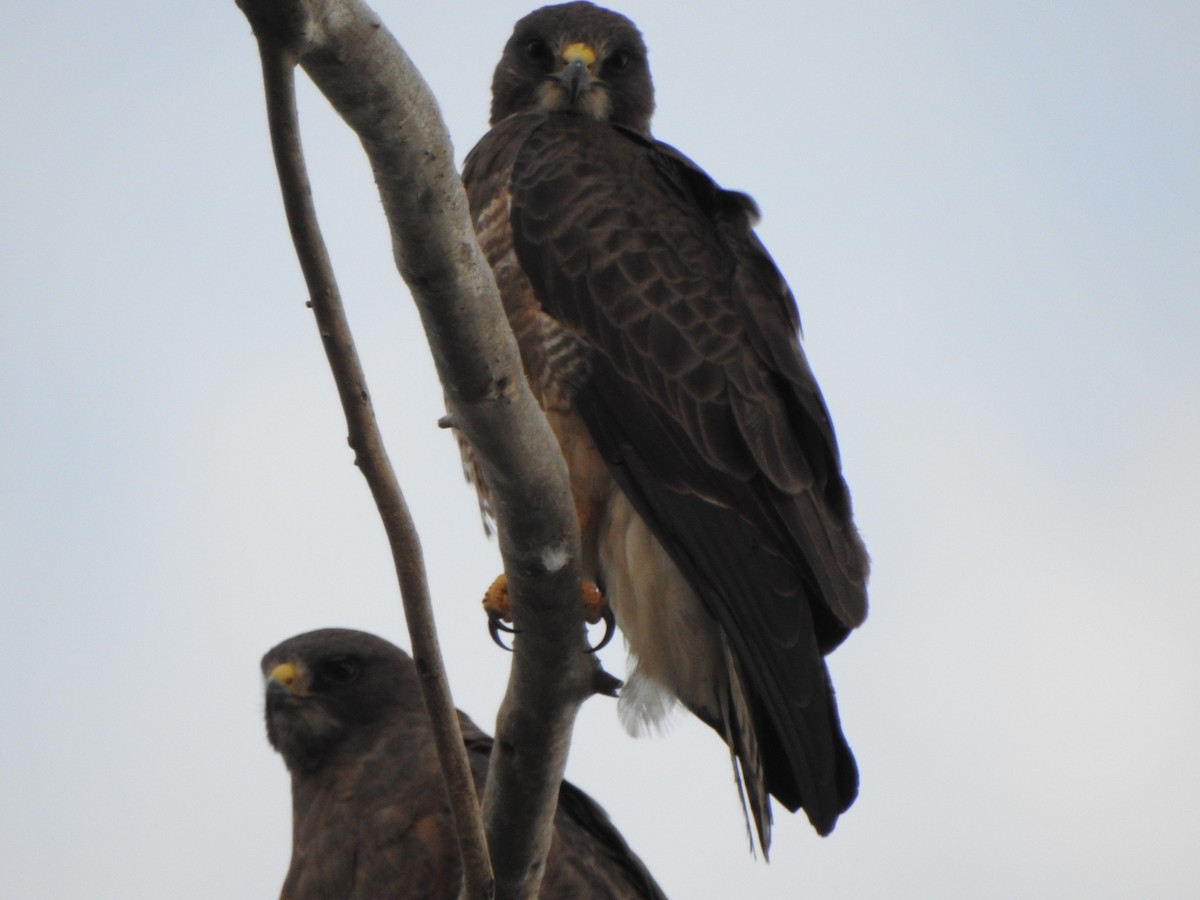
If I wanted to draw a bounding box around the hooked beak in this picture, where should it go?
[559,57,591,105]
[265,660,307,708]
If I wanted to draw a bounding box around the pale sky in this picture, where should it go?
[2,1,1198,897]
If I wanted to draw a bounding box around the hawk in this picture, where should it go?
[263,628,667,899]
[461,1,869,850]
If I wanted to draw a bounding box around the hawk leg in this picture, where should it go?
[483,574,615,652]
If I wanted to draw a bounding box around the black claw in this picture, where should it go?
[587,605,616,653]
[487,611,517,652]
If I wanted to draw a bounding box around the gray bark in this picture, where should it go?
[237,0,617,897]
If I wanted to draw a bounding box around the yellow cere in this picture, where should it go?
[268,661,299,688]
[561,42,597,67]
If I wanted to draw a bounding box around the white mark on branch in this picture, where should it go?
[540,543,571,575]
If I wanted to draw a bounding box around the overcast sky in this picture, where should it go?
[2,1,1198,897]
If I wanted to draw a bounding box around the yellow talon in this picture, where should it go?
[482,574,614,652]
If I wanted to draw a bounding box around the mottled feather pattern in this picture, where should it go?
[507,117,867,603]
[461,2,868,847]
[466,111,864,839]
[469,128,593,414]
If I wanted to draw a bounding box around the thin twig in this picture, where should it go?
[251,36,494,899]
[237,1,619,896]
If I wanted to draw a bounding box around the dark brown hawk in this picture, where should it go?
[461,1,869,850]
[263,628,667,899]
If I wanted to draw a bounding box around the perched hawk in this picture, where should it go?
[461,1,869,850]
[263,628,667,899]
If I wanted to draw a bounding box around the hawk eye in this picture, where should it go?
[318,657,360,685]
[523,39,553,67]
[605,50,631,75]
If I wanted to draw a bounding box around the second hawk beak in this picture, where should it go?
[267,661,305,696]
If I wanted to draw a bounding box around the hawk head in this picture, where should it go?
[490,1,654,133]
[262,628,420,774]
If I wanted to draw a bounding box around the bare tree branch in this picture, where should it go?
[246,33,494,900]
[236,1,618,897]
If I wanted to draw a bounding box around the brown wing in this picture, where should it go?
[466,113,868,834]
[463,731,669,900]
